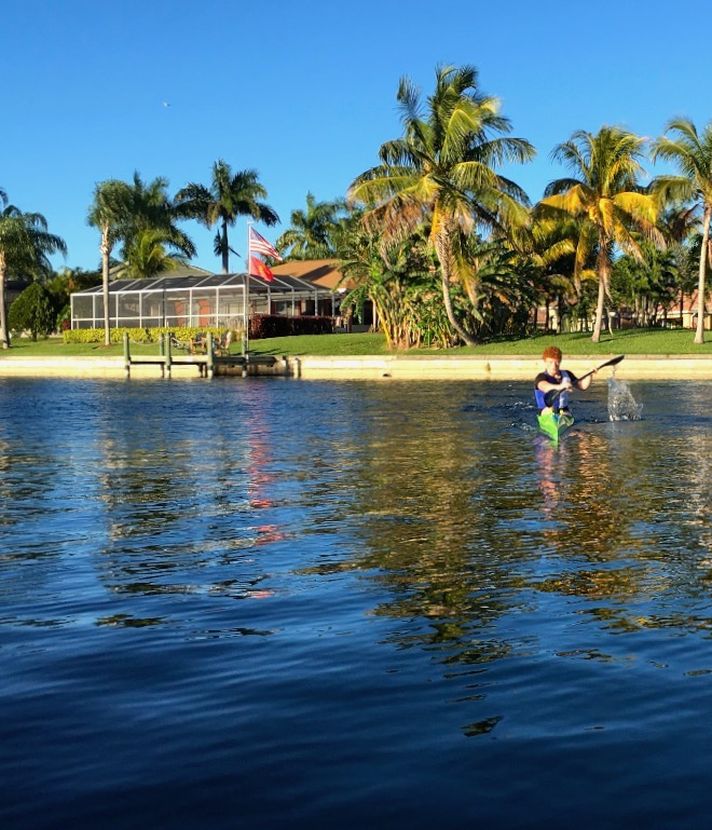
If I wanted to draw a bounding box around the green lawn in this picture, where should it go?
[5,328,712,358]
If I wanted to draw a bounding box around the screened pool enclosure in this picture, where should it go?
[70,273,340,330]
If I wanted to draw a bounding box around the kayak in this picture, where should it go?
[537,410,574,443]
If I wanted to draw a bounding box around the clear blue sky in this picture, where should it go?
[1,0,705,273]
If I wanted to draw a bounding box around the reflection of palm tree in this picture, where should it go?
[301,385,523,659]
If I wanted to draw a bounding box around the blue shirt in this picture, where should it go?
[534,370,578,411]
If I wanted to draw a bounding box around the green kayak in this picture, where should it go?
[537,410,574,443]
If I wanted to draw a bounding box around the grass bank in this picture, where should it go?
[4,328,712,358]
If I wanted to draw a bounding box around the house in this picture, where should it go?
[69,268,340,331]
[269,259,374,328]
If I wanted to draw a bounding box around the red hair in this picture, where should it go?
[542,346,562,361]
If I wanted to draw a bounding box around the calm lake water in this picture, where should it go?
[2,376,712,828]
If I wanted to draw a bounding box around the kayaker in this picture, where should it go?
[534,346,594,415]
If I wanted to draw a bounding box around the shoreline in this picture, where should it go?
[0,354,711,380]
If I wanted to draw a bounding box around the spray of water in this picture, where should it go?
[607,376,643,421]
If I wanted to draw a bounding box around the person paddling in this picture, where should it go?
[534,346,594,415]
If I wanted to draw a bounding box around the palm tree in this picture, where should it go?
[0,202,66,348]
[116,227,193,280]
[275,192,345,259]
[88,173,195,342]
[175,161,279,273]
[540,127,661,342]
[88,179,133,345]
[119,173,195,278]
[124,172,194,249]
[652,119,712,343]
[526,213,588,332]
[349,64,534,346]
[658,204,701,326]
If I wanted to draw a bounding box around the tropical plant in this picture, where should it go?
[349,64,535,345]
[9,282,57,340]
[464,237,539,339]
[175,160,278,273]
[339,218,447,349]
[610,243,678,326]
[122,172,195,262]
[47,267,100,330]
[652,119,712,343]
[275,192,345,259]
[540,126,661,342]
[88,179,133,345]
[658,203,701,325]
[0,200,66,348]
[525,213,595,332]
[88,173,196,341]
[116,227,193,280]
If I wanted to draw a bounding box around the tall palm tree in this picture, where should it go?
[652,119,712,343]
[540,126,661,342]
[88,173,195,342]
[349,64,534,345]
[275,192,345,259]
[0,202,66,348]
[88,179,133,345]
[124,172,193,247]
[116,227,193,280]
[175,161,279,273]
[120,173,195,276]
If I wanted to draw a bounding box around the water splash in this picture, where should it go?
[607,377,643,421]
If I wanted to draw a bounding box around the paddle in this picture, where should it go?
[545,354,625,407]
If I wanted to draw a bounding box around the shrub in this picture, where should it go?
[249,315,334,339]
[9,283,57,340]
[62,326,229,345]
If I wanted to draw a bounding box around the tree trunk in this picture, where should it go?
[0,254,8,349]
[592,246,610,343]
[221,221,229,274]
[434,229,476,346]
[694,207,711,345]
[101,227,111,346]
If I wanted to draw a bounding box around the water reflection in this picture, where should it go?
[6,380,712,825]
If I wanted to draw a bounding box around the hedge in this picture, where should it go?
[62,326,230,345]
[249,315,334,339]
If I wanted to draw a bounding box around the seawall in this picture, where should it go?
[0,354,711,380]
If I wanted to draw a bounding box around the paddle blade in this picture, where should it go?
[600,355,624,370]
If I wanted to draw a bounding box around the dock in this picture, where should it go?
[122,333,290,378]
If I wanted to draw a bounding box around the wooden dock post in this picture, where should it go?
[164,332,172,378]
[123,333,130,377]
[206,332,215,378]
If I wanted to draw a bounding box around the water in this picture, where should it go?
[608,376,644,421]
[1,377,712,828]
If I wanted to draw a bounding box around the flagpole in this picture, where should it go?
[244,222,252,355]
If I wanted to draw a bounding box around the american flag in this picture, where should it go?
[249,227,282,261]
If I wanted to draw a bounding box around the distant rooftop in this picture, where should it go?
[74,271,337,295]
[109,262,214,280]
[270,259,350,290]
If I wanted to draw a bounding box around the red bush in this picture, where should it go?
[249,315,334,339]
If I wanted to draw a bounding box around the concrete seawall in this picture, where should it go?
[1,354,712,380]
[291,354,712,380]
